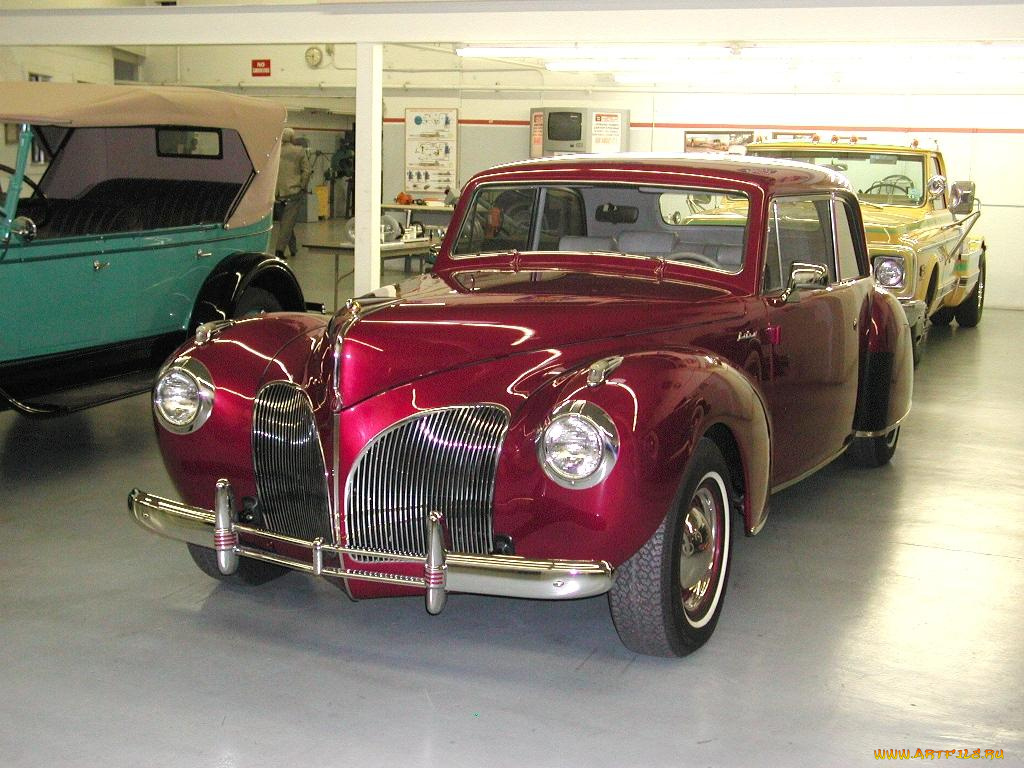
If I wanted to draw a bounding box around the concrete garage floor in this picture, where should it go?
[1,301,1022,765]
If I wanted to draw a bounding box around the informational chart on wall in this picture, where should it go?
[590,112,624,152]
[405,109,457,198]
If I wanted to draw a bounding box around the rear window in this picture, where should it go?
[156,127,223,159]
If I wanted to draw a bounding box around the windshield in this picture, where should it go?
[751,149,926,206]
[451,183,749,274]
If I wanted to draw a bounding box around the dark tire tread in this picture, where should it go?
[954,257,985,328]
[608,439,733,658]
[846,427,900,468]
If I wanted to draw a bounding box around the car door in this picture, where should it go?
[0,228,137,362]
[760,194,873,487]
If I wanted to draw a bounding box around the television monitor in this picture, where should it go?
[530,107,630,157]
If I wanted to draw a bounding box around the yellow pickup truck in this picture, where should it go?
[746,140,985,364]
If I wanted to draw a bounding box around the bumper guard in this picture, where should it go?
[128,482,614,614]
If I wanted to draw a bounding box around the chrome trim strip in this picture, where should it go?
[586,355,624,387]
[770,444,847,494]
[853,414,906,439]
[128,487,614,605]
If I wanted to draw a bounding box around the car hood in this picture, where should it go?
[334,266,738,406]
[859,206,932,244]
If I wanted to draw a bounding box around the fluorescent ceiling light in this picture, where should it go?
[459,42,1024,65]
[456,45,729,60]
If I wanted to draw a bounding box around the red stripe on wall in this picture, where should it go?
[632,122,1024,135]
[379,117,1023,134]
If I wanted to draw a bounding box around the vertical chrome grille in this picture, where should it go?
[345,405,509,560]
[252,382,333,544]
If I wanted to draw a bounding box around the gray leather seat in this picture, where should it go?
[558,235,616,252]
[617,230,676,256]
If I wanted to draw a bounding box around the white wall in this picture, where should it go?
[3,43,1021,308]
[379,89,1022,310]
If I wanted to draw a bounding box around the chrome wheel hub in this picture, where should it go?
[679,484,719,614]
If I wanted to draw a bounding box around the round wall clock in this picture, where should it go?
[304,46,324,68]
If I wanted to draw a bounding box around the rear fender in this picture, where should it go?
[854,287,913,433]
[189,252,305,330]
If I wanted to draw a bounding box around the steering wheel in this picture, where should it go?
[670,251,721,268]
[0,162,48,222]
[500,202,534,239]
[864,174,914,200]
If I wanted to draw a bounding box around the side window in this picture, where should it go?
[762,197,835,292]
[536,188,586,250]
[833,199,864,281]
[452,186,537,256]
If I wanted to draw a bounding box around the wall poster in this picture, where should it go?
[683,130,755,152]
[404,108,457,198]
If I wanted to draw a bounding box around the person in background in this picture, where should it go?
[274,126,311,259]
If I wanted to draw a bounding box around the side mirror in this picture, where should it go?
[781,262,829,304]
[10,216,37,242]
[949,181,976,216]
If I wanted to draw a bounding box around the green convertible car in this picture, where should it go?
[0,81,307,414]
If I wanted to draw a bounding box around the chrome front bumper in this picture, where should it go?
[898,297,927,333]
[128,482,614,614]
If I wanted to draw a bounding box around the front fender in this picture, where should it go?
[498,349,771,566]
[189,251,305,330]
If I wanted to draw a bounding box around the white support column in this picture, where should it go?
[354,42,383,297]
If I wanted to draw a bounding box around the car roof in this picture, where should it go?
[0,81,287,228]
[471,151,851,196]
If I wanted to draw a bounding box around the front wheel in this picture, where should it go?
[954,256,985,328]
[930,306,955,327]
[608,439,733,657]
[846,426,900,468]
[911,319,927,367]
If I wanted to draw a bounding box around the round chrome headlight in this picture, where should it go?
[538,401,619,489]
[153,357,214,434]
[873,256,905,289]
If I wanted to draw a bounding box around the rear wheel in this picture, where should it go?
[608,439,733,657]
[187,543,289,586]
[846,426,900,468]
[954,256,985,328]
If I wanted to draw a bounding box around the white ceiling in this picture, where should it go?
[1,1,1023,95]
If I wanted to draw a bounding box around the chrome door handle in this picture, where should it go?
[196,249,213,259]
[93,260,110,271]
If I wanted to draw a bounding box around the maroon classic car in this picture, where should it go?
[129,153,911,657]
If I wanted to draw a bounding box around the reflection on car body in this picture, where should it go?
[129,153,912,657]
